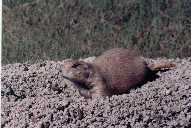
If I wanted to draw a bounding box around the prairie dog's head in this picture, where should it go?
[63,59,94,84]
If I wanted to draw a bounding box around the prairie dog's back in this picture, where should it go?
[94,48,148,94]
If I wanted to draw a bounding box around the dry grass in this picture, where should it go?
[2,0,191,64]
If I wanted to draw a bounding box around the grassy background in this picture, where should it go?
[2,0,191,64]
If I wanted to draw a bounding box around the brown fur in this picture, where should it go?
[63,48,175,98]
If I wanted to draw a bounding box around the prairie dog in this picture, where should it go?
[63,48,175,98]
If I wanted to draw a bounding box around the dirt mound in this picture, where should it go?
[1,58,191,128]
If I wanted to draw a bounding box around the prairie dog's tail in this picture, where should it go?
[148,62,176,72]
